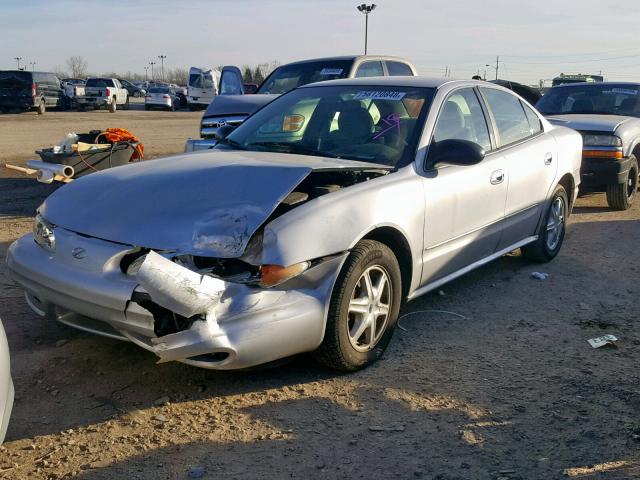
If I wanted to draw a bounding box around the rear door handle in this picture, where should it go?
[490,170,505,185]
[544,153,553,165]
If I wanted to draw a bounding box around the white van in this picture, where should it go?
[187,66,244,110]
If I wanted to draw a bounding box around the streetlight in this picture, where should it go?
[14,57,22,70]
[29,61,36,72]
[356,4,376,55]
[158,55,166,82]
[144,66,149,81]
[486,56,500,80]
[149,61,156,81]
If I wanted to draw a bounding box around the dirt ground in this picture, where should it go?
[0,108,639,480]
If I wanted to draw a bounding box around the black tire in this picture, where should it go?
[606,155,638,210]
[522,184,569,262]
[37,100,45,115]
[77,104,85,112]
[144,104,150,111]
[171,100,177,112]
[123,96,130,110]
[109,97,117,113]
[313,240,402,371]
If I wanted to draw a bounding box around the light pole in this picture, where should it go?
[149,61,156,81]
[144,66,149,81]
[486,56,500,80]
[158,55,166,82]
[14,57,22,70]
[356,4,376,55]
[29,61,36,72]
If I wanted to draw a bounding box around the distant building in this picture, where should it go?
[552,73,604,86]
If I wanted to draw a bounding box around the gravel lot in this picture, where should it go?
[0,107,639,479]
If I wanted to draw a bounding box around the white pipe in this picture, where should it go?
[36,169,54,184]
[26,160,74,179]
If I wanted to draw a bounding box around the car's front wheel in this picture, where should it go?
[314,239,402,371]
[522,184,568,262]
[606,155,638,210]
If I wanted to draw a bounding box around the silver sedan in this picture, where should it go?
[7,78,582,371]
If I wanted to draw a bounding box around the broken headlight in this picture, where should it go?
[259,262,310,287]
[33,213,56,252]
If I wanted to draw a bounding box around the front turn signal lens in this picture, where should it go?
[260,262,310,287]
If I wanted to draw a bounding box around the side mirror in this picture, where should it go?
[213,124,237,141]
[429,139,485,167]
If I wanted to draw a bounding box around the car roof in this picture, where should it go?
[282,55,413,66]
[300,76,481,89]
[551,81,640,88]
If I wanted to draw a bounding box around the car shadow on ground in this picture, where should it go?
[0,177,60,218]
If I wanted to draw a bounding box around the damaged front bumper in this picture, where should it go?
[7,230,346,370]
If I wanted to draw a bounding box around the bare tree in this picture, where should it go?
[52,65,69,79]
[66,56,88,78]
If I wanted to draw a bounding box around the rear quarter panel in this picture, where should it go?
[548,125,583,199]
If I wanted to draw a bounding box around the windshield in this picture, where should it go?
[220,85,434,167]
[537,84,640,117]
[257,60,352,95]
[189,72,215,89]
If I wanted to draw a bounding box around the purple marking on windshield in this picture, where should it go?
[373,113,401,140]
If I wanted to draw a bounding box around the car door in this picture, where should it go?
[219,66,244,95]
[421,87,508,285]
[479,87,559,249]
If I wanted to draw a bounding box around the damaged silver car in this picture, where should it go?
[7,78,582,371]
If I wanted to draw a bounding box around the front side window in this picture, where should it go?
[221,85,434,167]
[432,88,491,151]
[481,88,533,146]
[355,61,384,78]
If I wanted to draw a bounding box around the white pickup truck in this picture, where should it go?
[76,77,129,112]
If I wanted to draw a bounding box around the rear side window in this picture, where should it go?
[481,88,533,146]
[521,102,543,135]
[386,61,413,76]
[355,61,384,78]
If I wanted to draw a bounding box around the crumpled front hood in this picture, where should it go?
[546,114,632,133]
[203,94,276,119]
[40,150,387,257]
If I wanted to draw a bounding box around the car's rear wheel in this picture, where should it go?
[123,96,130,110]
[606,155,638,210]
[313,240,402,371]
[522,184,568,262]
[37,100,45,115]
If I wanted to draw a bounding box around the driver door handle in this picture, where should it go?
[490,169,505,185]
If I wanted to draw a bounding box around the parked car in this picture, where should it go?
[185,55,417,151]
[61,78,86,109]
[536,82,640,209]
[76,77,129,112]
[490,79,541,105]
[0,317,13,443]
[7,78,582,372]
[187,66,244,110]
[118,78,146,97]
[145,87,181,111]
[0,70,63,114]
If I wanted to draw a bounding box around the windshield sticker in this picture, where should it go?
[354,91,406,101]
[320,68,343,75]
[373,113,402,140]
[610,88,638,96]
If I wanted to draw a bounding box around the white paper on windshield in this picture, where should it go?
[354,91,406,101]
[320,68,343,75]
[610,88,638,96]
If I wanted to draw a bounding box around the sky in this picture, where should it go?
[2,0,640,85]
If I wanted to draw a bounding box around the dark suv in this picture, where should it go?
[0,70,63,114]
